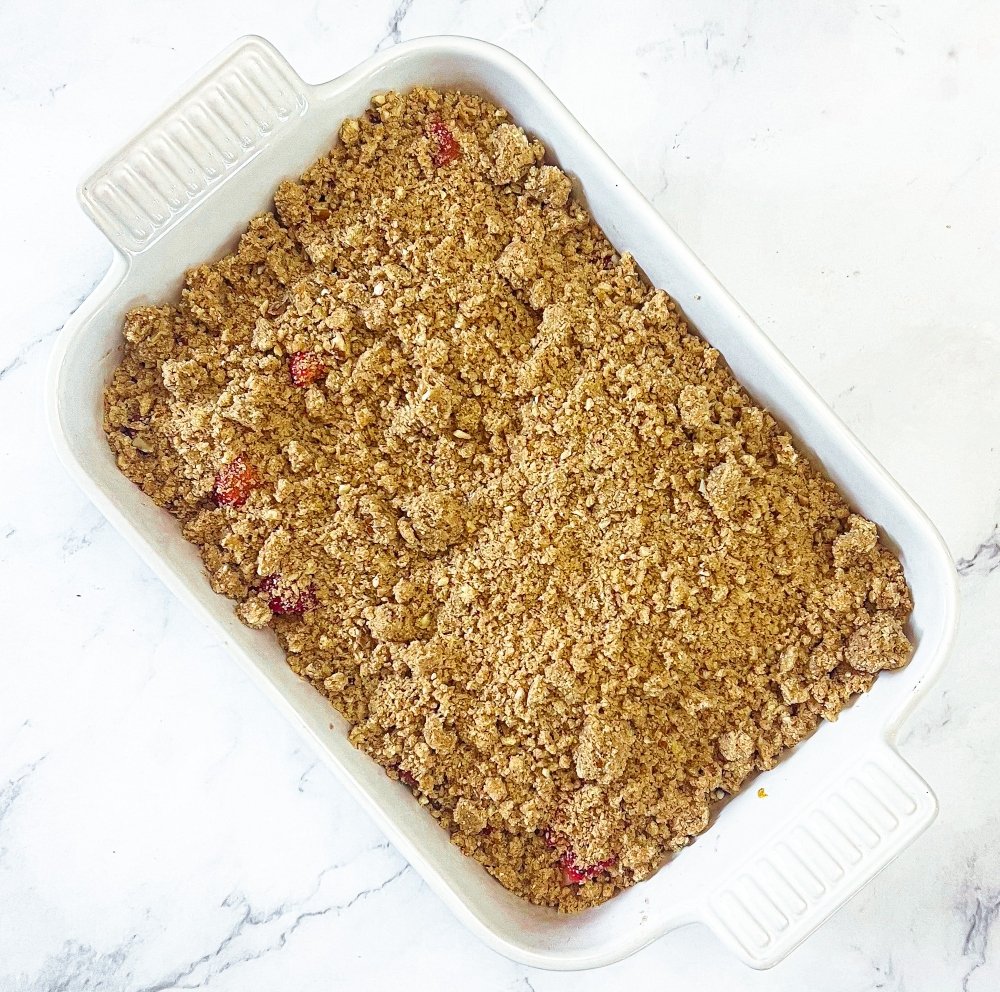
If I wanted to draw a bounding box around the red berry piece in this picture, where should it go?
[560,852,589,885]
[426,116,460,167]
[289,350,327,387]
[258,574,318,616]
[542,827,616,885]
[588,252,615,270]
[559,849,616,886]
[212,455,259,508]
[387,763,418,788]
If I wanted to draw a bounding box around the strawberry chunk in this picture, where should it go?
[289,350,327,387]
[212,456,259,508]
[541,828,615,884]
[559,849,616,885]
[426,116,460,167]
[395,766,418,788]
[258,574,318,616]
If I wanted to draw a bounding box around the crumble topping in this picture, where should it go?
[104,87,912,911]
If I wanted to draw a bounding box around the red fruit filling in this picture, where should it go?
[541,828,615,884]
[212,455,259,508]
[258,574,318,616]
[396,767,418,788]
[426,116,460,167]
[559,849,616,885]
[289,350,327,387]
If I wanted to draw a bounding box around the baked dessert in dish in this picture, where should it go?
[104,87,913,911]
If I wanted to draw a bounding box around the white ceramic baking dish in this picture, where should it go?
[47,35,959,970]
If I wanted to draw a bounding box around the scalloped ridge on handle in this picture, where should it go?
[704,747,935,968]
[79,37,308,254]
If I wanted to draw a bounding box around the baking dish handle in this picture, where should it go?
[78,35,309,256]
[700,742,936,969]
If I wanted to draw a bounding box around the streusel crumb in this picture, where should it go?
[104,87,913,911]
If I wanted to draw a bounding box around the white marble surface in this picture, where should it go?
[2,0,998,988]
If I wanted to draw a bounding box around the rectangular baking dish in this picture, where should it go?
[47,36,959,970]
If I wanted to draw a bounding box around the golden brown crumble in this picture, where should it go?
[103,87,912,911]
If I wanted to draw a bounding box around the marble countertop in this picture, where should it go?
[2,0,998,988]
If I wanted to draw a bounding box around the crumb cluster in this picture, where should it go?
[104,87,912,911]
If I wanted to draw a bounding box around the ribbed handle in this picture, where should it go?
[703,744,936,968]
[79,36,308,254]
